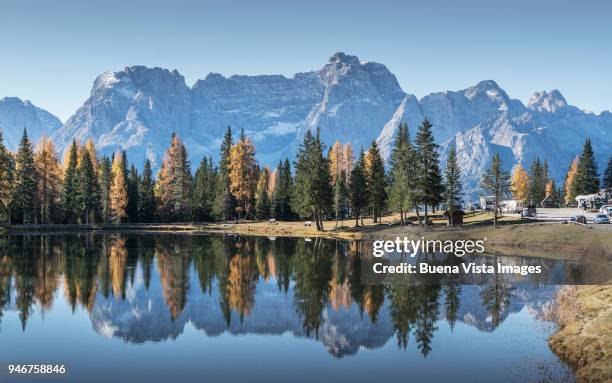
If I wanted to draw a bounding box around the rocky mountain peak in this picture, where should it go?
[328,52,361,66]
[527,90,567,112]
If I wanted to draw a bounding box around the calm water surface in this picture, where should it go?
[0,234,576,382]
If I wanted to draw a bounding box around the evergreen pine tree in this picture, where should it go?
[98,156,113,223]
[138,159,156,222]
[604,154,612,189]
[255,166,271,219]
[214,127,235,221]
[349,149,368,226]
[387,123,414,226]
[126,165,140,222]
[333,169,348,227]
[77,150,101,224]
[444,144,462,226]
[364,141,386,223]
[292,129,332,231]
[0,130,14,224]
[529,157,545,205]
[11,129,38,224]
[415,119,444,224]
[271,159,293,220]
[572,138,600,196]
[61,140,79,223]
[480,153,510,228]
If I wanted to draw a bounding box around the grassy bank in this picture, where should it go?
[546,285,612,383]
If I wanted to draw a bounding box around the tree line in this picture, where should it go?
[0,123,610,229]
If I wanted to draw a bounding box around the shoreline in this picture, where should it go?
[546,285,612,383]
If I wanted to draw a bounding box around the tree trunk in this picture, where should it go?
[424,204,428,225]
[413,200,422,227]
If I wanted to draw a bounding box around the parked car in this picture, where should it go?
[521,205,537,218]
[593,214,610,224]
[600,206,612,217]
[570,215,587,224]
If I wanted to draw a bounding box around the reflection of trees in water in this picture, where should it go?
[293,238,333,336]
[386,270,441,356]
[155,238,191,321]
[480,254,513,329]
[0,235,563,356]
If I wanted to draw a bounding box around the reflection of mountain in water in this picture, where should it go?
[89,262,555,356]
[90,268,395,357]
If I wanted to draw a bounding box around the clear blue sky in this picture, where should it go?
[1,0,611,121]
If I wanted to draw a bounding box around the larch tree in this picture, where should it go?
[349,149,368,226]
[34,137,62,224]
[563,157,579,205]
[364,141,386,223]
[415,119,443,224]
[77,149,101,224]
[110,149,128,223]
[572,138,600,196]
[0,130,13,223]
[156,133,193,222]
[510,164,529,202]
[228,130,258,220]
[603,154,612,189]
[11,129,38,224]
[138,159,156,222]
[255,166,271,219]
[444,144,462,226]
[480,153,510,228]
[61,140,79,223]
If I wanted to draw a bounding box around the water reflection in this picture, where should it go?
[0,234,577,358]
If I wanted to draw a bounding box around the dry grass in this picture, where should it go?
[548,285,612,383]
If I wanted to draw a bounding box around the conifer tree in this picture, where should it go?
[444,144,462,226]
[155,133,193,221]
[563,157,579,205]
[192,156,217,221]
[604,154,612,189]
[529,157,545,205]
[415,119,443,224]
[510,164,529,202]
[126,165,140,222]
[61,140,79,223]
[333,169,348,227]
[255,166,271,219]
[33,137,61,224]
[292,129,332,231]
[214,127,235,221]
[77,150,101,224]
[11,129,38,224]
[572,138,600,196]
[480,153,510,228]
[364,141,387,223]
[387,123,415,226]
[110,150,128,223]
[228,130,258,219]
[0,130,13,223]
[138,159,156,222]
[98,156,113,223]
[349,149,368,226]
[271,159,293,220]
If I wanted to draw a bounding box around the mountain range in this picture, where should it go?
[1,52,610,199]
